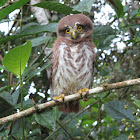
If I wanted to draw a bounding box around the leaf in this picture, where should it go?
[73,0,94,13]
[28,128,41,136]
[30,36,52,47]
[27,63,51,81]
[100,67,110,76]
[15,99,33,109]
[0,0,30,21]
[15,22,39,34]
[12,89,20,105]
[18,23,57,34]
[0,91,14,105]
[0,92,14,118]
[2,41,32,77]
[0,23,57,45]
[9,119,23,135]
[0,85,14,92]
[114,134,129,140]
[105,100,135,120]
[33,1,79,15]
[134,99,140,108]
[0,65,11,72]
[34,110,56,130]
[115,62,120,71]
[108,0,124,18]
[0,0,7,7]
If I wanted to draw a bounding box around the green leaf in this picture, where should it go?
[34,110,56,130]
[114,134,129,140]
[0,92,14,118]
[0,85,14,92]
[0,91,14,105]
[134,99,140,108]
[105,100,135,120]
[2,41,32,77]
[0,0,30,21]
[30,36,53,47]
[0,0,7,7]
[73,0,94,13]
[12,89,20,105]
[108,0,124,18]
[0,23,57,45]
[33,1,79,15]
[28,128,41,136]
[100,67,110,76]
[27,63,51,81]
[18,23,57,34]
[0,65,10,72]
[115,62,120,71]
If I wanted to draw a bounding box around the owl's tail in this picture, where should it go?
[58,101,81,113]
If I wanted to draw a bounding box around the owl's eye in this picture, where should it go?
[65,28,70,34]
[77,25,82,31]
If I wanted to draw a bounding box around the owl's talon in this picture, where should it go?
[53,94,65,103]
[77,88,89,101]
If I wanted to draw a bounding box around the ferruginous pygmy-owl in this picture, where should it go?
[50,14,95,113]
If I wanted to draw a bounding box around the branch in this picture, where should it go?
[0,0,18,10]
[0,78,140,125]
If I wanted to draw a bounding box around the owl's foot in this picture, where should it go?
[77,88,89,101]
[53,94,65,103]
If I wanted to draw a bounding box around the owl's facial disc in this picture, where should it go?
[65,23,85,40]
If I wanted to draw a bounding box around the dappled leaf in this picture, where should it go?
[0,92,14,118]
[0,0,30,21]
[3,41,32,77]
[100,67,110,76]
[108,0,124,17]
[93,25,115,50]
[115,62,120,72]
[0,23,57,45]
[12,89,20,105]
[0,0,7,7]
[134,99,140,108]
[114,134,129,140]
[18,23,57,35]
[9,119,24,136]
[0,85,13,92]
[28,128,41,136]
[27,63,51,81]
[105,100,135,120]
[0,65,10,72]
[15,99,33,109]
[33,1,79,15]
[0,91,14,105]
[30,36,53,47]
[34,110,56,130]
[73,0,94,13]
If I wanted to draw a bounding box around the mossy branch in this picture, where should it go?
[0,78,140,125]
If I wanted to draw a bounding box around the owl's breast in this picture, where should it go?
[51,42,95,96]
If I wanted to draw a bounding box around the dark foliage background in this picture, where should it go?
[0,0,140,139]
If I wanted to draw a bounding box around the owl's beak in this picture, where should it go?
[71,29,78,40]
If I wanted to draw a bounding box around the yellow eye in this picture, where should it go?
[66,28,70,34]
[77,25,82,31]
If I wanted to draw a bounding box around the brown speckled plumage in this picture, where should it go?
[50,14,95,113]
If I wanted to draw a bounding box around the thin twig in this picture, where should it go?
[0,78,139,125]
[56,120,73,139]
[46,101,99,140]
[0,0,19,10]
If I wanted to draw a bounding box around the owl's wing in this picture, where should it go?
[89,42,96,88]
[44,47,53,97]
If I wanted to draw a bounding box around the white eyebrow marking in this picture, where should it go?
[75,22,80,25]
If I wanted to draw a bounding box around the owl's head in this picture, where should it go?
[57,14,93,43]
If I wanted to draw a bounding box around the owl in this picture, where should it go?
[50,14,95,113]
